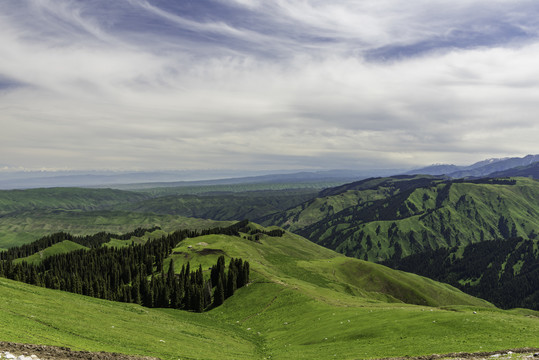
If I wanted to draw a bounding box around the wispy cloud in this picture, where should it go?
[1,0,539,171]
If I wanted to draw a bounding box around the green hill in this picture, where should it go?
[1,225,538,359]
[262,176,539,261]
[167,229,490,308]
[13,240,88,265]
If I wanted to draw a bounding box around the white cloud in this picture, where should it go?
[1,0,539,171]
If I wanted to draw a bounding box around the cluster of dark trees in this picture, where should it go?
[245,228,285,241]
[452,178,517,185]
[383,237,539,310]
[0,224,251,312]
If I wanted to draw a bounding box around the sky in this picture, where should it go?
[1,0,539,172]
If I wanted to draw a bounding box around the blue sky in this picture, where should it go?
[1,0,539,171]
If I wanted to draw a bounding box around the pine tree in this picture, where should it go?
[213,276,225,307]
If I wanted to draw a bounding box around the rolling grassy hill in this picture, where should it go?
[1,225,538,359]
[262,176,539,262]
[12,240,88,265]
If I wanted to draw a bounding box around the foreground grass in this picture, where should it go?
[1,277,538,360]
[0,277,260,360]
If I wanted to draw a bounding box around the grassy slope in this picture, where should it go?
[0,277,260,360]
[13,240,88,265]
[265,177,539,261]
[169,231,490,308]
[259,189,388,232]
[1,229,538,359]
[260,175,438,233]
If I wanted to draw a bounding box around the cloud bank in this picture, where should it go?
[1,0,539,171]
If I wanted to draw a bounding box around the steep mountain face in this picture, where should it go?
[263,177,539,262]
[383,238,539,310]
[259,175,443,233]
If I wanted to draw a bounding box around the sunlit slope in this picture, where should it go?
[12,240,88,265]
[0,277,260,360]
[167,229,491,308]
[2,228,538,359]
[216,282,539,360]
[264,177,539,261]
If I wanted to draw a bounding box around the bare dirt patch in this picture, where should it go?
[0,342,160,360]
[196,248,225,256]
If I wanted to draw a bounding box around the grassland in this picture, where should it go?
[2,227,538,360]
[0,188,147,215]
[0,187,315,250]
[116,189,318,222]
[0,210,230,250]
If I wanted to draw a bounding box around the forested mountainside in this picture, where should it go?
[383,237,539,310]
[262,176,539,262]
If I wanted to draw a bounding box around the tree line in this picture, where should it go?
[0,224,252,312]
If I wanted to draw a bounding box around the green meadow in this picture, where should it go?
[1,227,538,360]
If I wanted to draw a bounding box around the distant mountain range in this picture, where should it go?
[1,154,537,190]
[0,169,399,190]
[406,154,539,178]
